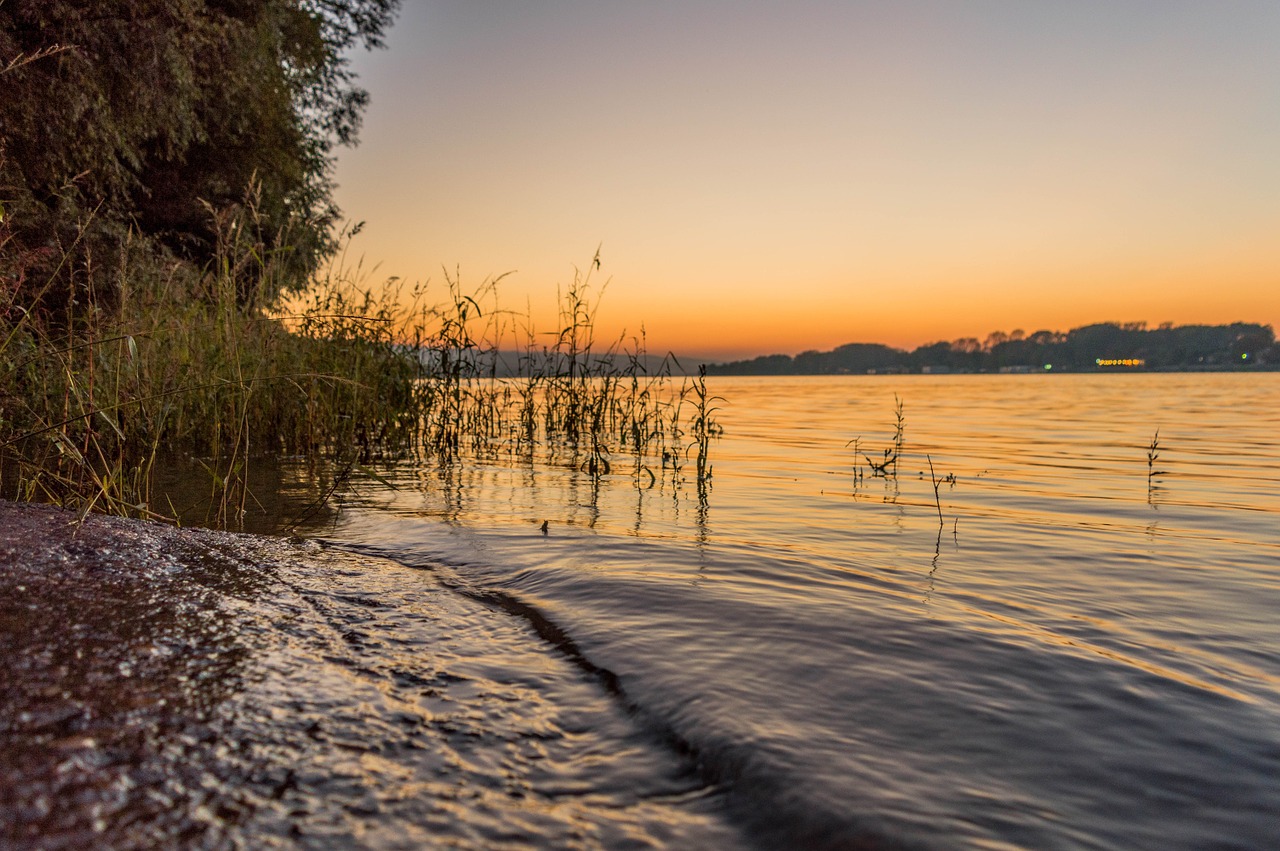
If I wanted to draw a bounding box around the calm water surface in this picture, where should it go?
[324,374,1280,849]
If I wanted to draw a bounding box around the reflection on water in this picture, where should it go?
[325,373,1280,850]
[147,453,348,534]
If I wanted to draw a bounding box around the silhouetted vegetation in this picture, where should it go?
[1,0,398,314]
[1,5,718,527]
[708,322,1278,375]
[852,394,904,481]
[2,220,717,526]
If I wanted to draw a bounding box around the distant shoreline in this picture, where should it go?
[700,364,1280,376]
[703,321,1276,376]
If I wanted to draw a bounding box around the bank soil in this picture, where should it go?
[0,501,739,850]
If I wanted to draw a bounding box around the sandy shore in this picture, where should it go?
[0,500,740,850]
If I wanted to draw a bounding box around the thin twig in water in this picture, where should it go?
[927,454,943,526]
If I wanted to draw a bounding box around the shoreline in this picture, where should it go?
[0,500,741,849]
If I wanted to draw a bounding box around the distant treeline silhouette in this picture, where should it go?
[707,322,1277,375]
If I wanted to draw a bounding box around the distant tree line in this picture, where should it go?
[707,322,1278,375]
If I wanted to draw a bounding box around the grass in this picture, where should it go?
[1146,429,1160,479]
[848,399,957,530]
[926,454,943,526]
[1,203,720,528]
[852,394,905,481]
[1146,428,1168,499]
[2,206,418,524]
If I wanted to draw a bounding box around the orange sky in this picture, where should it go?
[332,1,1280,362]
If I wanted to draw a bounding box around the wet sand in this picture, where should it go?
[0,501,740,850]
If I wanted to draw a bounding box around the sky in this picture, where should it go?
[332,1,1280,362]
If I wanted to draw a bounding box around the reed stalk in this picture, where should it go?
[2,213,718,526]
[927,454,944,526]
[858,396,905,479]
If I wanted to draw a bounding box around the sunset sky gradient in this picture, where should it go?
[333,1,1280,361]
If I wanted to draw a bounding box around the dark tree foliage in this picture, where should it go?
[0,0,399,313]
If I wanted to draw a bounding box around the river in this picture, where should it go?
[307,372,1280,849]
[7,373,1277,849]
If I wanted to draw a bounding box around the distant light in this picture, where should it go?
[1242,353,1250,360]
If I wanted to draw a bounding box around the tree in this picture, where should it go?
[0,0,399,314]
[909,340,954,370]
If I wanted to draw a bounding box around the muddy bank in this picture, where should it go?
[0,501,741,850]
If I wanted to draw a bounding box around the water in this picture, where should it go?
[1,504,742,849]
[318,373,1280,849]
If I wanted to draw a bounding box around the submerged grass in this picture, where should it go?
[1,204,719,528]
[852,394,905,482]
[1145,428,1169,500]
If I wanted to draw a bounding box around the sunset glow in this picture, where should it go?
[333,1,1280,361]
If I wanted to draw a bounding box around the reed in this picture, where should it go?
[1145,428,1168,496]
[846,436,865,486]
[397,251,720,489]
[686,364,722,483]
[2,203,423,524]
[926,454,944,526]
[892,394,904,478]
[2,209,718,526]
[856,395,905,480]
